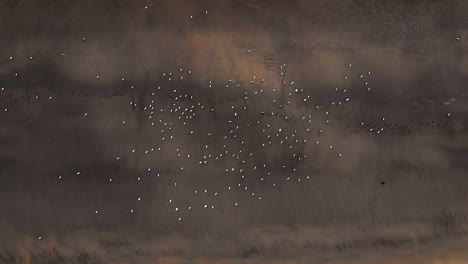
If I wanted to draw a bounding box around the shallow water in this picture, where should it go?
[0,0,468,263]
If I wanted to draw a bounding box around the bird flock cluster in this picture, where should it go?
[1,7,462,242]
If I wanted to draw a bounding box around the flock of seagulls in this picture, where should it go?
[0,8,463,242]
